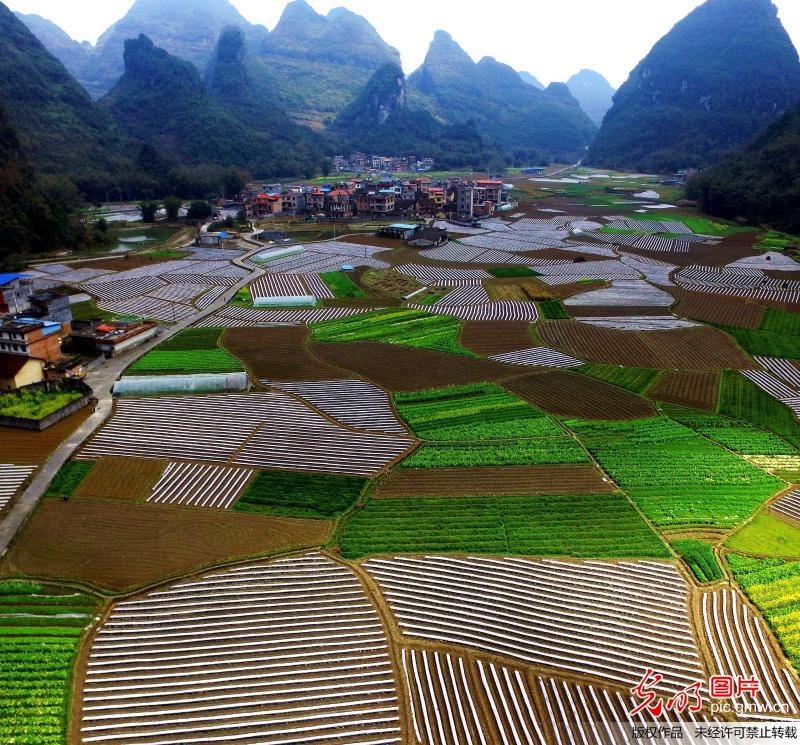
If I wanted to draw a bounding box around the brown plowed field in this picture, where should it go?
[74,457,167,502]
[547,280,610,300]
[673,289,765,329]
[311,342,520,391]
[503,370,657,420]
[539,320,755,370]
[0,499,332,591]
[649,370,721,411]
[460,321,535,356]
[0,408,93,465]
[374,465,615,497]
[222,326,347,381]
[485,281,552,302]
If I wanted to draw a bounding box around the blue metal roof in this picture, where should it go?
[390,223,417,230]
[0,273,27,286]
[15,317,61,336]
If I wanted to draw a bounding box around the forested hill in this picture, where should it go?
[587,0,800,173]
[687,103,800,232]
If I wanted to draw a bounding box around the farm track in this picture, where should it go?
[374,465,615,497]
[649,371,721,411]
[0,499,332,591]
[503,370,657,420]
[222,326,350,382]
[539,319,756,370]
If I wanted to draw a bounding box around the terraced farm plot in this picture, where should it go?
[504,370,657,420]
[0,407,92,465]
[774,490,800,522]
[701,586,800,717]
[577,363,660,394]
[670,539,723,583]
[665,406,798,458]
[341,493,668,558]
[489,347,583,368]
[0,580,98,745]
[147,462,254,509]
[675,289,765,329]
[409,299,540,322]
[0,499,331,590]
[222,326,346,381]
[80,392,414,477]
[459,321,536,356]
[0,464,36,509]
[265,379,407,433]
[726,512,800,558]
[127,327,242,376]
[312,341,520,391]
[312,308,474,357]
[71,457,165,502]
[234,469,367,519]
[394,384,586,467]
[539,319,754,369]
[566,417,784,529]
[365,555,704,693]
[719,370,800,450]
[649,370,720,410]
[78,554,402,744]
[731,555,800,671]
[374,464,614,497]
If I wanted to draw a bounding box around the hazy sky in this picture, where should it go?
[8,0,800,87]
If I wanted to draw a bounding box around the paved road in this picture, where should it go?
[0,242,266,558]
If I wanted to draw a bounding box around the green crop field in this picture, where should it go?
[339,493,670,559]
[665,406,798,456]
[234,469,367,519]
[719,371,800,450]
[45,461,95,498]
[0,389,84,420]
[311,308,474,357]
[714,308,800,357]
[566,417,784,529]
[487,266,539,278]
[537,299,570,320]
[395,384,587,467]
[729,555,800,670]
[671,539,724,583]
[760,308,800,336]
[577,364,660,394]
[320,271,367,299]
[726,513,800,558]
[0,580,97,744]
[127,328,243,376]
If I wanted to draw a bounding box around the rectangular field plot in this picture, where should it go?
[566,417,784,528]
[0,464,36,509]
[773,490,800,522]
[80,392,414,476]
[78,554,402,744]
[393,384,587,467]
[701,587,800,718]
[340,493,669,559]
[489,347,583,368]
[147,462,254,509]
[365,555,704,694]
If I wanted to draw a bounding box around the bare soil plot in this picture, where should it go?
[485,280,552,302]
[0,408,92,465]
[649,370,721,411]
[73,457,167,502]
[354,266,421,298]
[69,254,189,272]
[546,279,610,300]
[503,370,657,420]
[0,499,331,590]
[222,326,347,381]
[674,288,765,329]
[375,464,614,497]
[312,341,520,391]
[459,321,535,356]
[539,319,755,370]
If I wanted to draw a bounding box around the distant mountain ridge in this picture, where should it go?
[588,0,800,172]
[566,69,615,126]
[408,30,596,162]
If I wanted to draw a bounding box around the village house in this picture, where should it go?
[0,273,34,315]
[355,188,396,216]
[0,317,64,362]
[71,320,160,358]
[29,291,73,324]
[246,193,283,220]
[0,354,46,390]
[456,180,505,218]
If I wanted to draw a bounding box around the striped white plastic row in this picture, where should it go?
[773,490,800,522]
[395,264,491,286]
[0,464,36,509]
[489,347,583,368]
[147,462,254,509]
[755,357,800,390]
[408,301,539,322]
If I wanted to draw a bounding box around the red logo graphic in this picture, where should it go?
[630,670,761,715]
